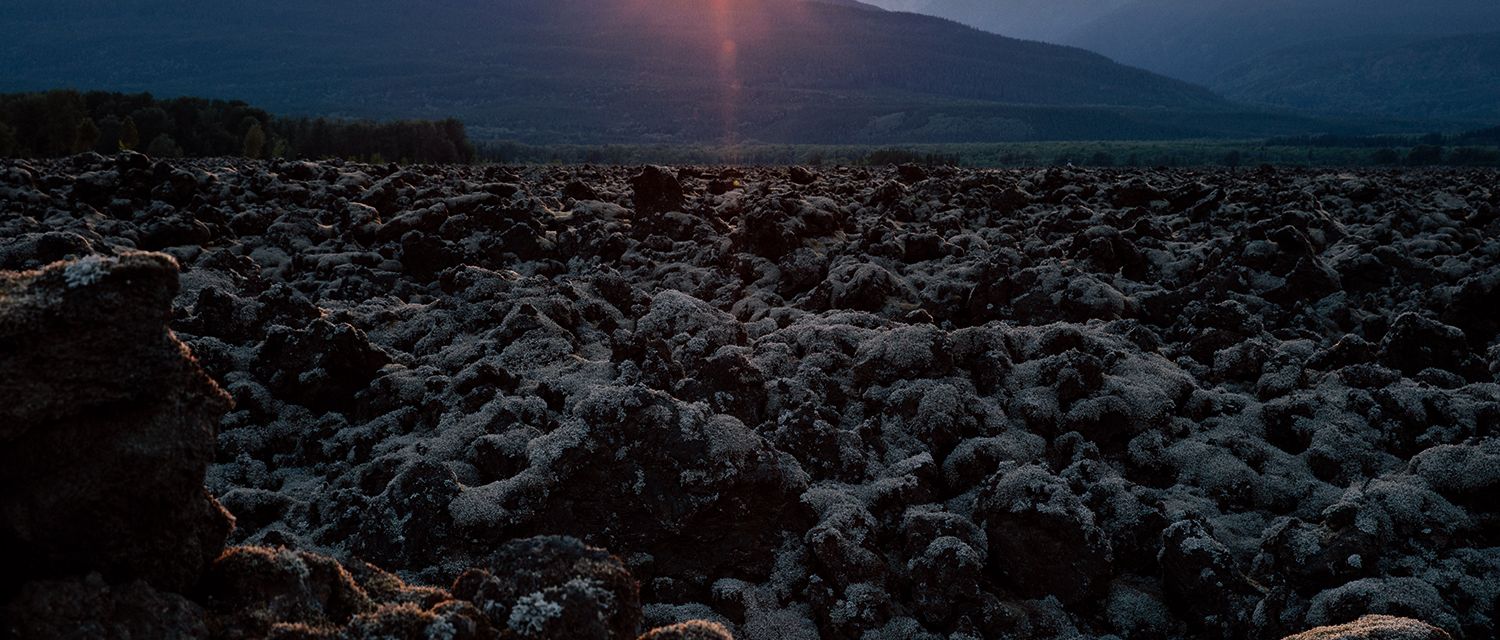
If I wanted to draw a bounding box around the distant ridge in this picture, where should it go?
[861,0,1500,126]
[1212,32,1500,123]
[1065,0,1500,84]
[806,0,886,10]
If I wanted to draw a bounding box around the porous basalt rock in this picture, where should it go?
[975,463,1113,604]
[0,574,209,640]
[638,620,735,640]
[452,536,641,640]
[631,165,685,217]
[1281,614,1453,640]
[0,252,233,595]
[200,546,375,639]
[449,386,810,594]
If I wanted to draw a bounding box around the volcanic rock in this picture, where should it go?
[975,463,1113,604]
[452,536,640,640]
[1281,615,1453,640]
[0,574,209,640]
[631,165,685,216]
[5,157,1499,640]
[0,252,233,595]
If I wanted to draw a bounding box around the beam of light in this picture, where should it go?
[607,0,810,154]
[711,0,741,155]
[710,0,808,155]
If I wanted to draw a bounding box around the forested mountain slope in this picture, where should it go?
[0,0,1340,143]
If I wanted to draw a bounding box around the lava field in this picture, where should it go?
[1,153,1497,640]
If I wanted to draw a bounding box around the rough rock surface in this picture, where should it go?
[0,251,233,595]
[0,250,716,640]
[4,157,1498,639]
[1281,615,1453,640]
[1,574,210,640]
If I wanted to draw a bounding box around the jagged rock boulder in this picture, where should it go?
[452,536,641,640]
[200,546,376,639]
[1281,615,1452,640]
[1159,519,1260,637]
[638,620,735,640]
[974,463,1113,604]
[1379,313,1480,379]
[0,573,209,640]
[449,386,810,591]
[631,165,685,216]
[254,317,390,412]
[0,252,234,595]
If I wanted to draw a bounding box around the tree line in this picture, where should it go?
[0,90,475,163]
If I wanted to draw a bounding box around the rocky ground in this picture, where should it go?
[1,153,1496,640]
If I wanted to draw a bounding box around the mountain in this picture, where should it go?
[859,0,1500,127]
[807,0,886,10]
[861,0,1132,43]
[1212,32,1500,123]
[0,0,1346,144]
[1065,0,1500,85]
[864,0,1500,85]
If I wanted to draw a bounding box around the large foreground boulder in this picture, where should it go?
[631,165,685,216]
[1281,615,1452,640]
[0,573,210,640]
[0,252,234,595]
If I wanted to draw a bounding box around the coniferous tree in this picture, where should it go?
[128,107,170,146]
[145,133,183,157]
[242,121,266,158]
[0,122,16,157]
[94,116,122,154]
[75,117,100,153]
[119,116,140,151]
[38,90,86,156]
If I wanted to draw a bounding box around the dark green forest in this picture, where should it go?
[0,90,475,163]
[476,135,1500,168]
[3,89,1496,168]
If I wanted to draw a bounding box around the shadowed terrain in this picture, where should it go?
[1,154,1496,638]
